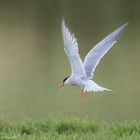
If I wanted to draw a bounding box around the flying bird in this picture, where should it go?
[59,19,128,97]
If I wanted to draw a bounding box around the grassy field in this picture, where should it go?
[0,118,140,140]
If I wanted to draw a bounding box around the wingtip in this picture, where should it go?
[109,22,128,41]
[61,17,66,33]
[62,17,65,26]
[121,22,129,29]
[118,22,129,32]
[125,22,129,26]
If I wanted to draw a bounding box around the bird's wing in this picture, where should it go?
[83,23,128,79]
[61,20,86,77]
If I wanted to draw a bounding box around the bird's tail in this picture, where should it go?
[84,80,112,92]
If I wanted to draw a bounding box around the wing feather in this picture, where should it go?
[61,20,86,77]
[83,23,128,79]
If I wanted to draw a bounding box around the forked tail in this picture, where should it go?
[84,80,112,92]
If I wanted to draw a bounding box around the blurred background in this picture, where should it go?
[0,0,139,121]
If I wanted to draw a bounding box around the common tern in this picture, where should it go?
[59,19,128,97]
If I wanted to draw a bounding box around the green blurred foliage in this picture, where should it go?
[0,118,140,139]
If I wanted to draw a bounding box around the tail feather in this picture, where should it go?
[84,80,112,93]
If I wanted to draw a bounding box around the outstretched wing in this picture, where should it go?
[83,23,128,79]
[61,19,86,77]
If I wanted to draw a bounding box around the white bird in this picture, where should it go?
[59,19,128,97]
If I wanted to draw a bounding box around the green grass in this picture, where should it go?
[0,118,140,140]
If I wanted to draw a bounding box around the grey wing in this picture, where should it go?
[61,19,86,77]
[83,23,128,79]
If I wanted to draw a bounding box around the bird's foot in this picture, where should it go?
[80,90,88,97]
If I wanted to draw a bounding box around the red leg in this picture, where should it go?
[83,92,88,97]
[80,89,84,97]
[80,90,88,97]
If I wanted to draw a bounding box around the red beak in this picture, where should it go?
[59,83,64,88]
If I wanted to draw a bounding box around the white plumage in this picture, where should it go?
[60,19,128,96]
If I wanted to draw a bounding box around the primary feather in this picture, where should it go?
[61,20,86,77]
[83,23,128,79]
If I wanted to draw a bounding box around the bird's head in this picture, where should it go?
[59,76,70,88]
